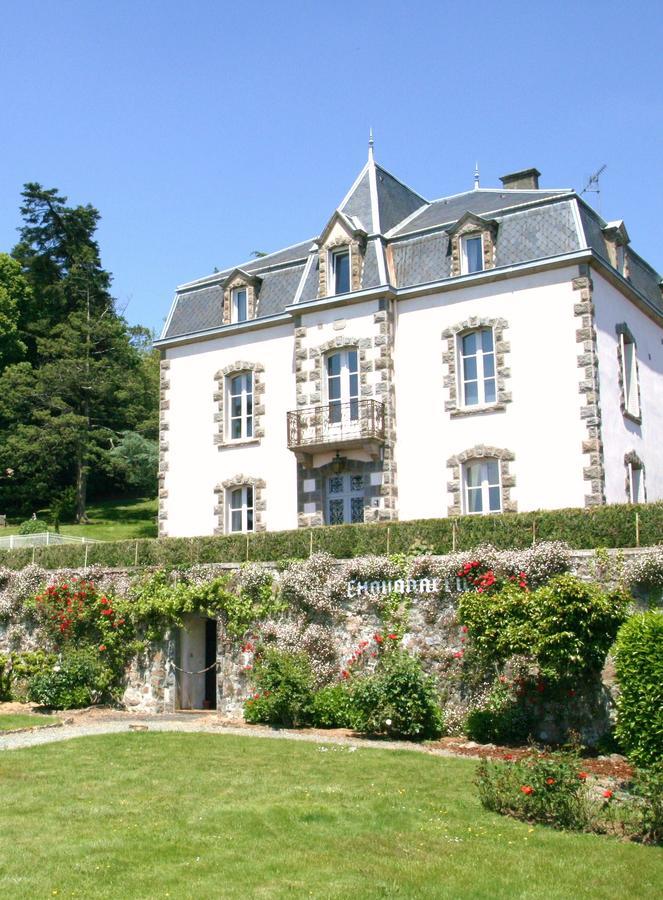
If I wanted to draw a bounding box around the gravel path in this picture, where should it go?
[0,716,458,757]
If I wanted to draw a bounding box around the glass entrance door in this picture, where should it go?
[327,474,364,525]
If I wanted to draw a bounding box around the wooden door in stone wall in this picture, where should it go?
[177,614,217,710]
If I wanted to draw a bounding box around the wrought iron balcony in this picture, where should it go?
[287,399,385,459]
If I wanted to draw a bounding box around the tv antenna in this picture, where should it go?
[581,164,607,210]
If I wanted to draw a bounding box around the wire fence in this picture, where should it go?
[0,532,100,551]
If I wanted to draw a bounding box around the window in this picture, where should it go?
[620,331,640,418]
[616,244,625,276]
[626,455,645,504]
[228,485,254,533]
[459,328,496,406]
[231,287,248,323]
[460,234,483,274]
[463,459,501,514]
[227,372,253,440]
[329,248,350,294]
[326,474,364,525]
[326,349,359,424]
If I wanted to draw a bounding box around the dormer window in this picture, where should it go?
[232,287,248,323]
[461,234,484,274]
[330,248,350,294]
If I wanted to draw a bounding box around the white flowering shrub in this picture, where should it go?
[278,553,342,616]
[407,542,571,594]
[622,546,663,589]
[259,614,339,685]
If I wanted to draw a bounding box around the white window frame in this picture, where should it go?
[325,348,359,426]
[226,371,253,441]
[458,327,497,407]
[329,247,351,295]
[460,233,484,275]
[462,459,502,515]
[227,485,254,533]
[620,332,640,418]
[627,462,644,504]
[231,286,248,323]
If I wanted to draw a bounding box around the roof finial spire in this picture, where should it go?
[368,127,374,162]
[474,161,480,190]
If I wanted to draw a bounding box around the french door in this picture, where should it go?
[327,474,364,525]
[326,349,359,426]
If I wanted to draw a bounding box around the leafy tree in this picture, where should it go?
[0,184,158,519]
[0,254,28,369]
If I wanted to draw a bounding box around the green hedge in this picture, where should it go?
[0,502,660,571]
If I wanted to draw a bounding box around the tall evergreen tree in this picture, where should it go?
[0,184,157,521]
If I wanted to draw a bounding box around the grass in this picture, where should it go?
[0,497,157,542]
[0,733,660,898]
[0,713,61,730]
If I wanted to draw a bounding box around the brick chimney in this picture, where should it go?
[499,168,541,190]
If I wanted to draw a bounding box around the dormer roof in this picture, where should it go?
[221,267,262,289]
[445,211,498,237]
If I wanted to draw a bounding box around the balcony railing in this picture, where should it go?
[287,399,385,454]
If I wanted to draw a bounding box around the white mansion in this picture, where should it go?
[156,148,663,537]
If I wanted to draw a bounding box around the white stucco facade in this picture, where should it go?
[156,159,663,538]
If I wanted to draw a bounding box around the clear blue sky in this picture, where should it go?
[1,0,661,333]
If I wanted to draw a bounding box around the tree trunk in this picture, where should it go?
[75,449,89,523]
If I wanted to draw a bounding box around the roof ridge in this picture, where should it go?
[177,239,315,290]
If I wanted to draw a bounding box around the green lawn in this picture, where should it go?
[1,497,157,542]
[0,733,660,898]
[0,713,61,730]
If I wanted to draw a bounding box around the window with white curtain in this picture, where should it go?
[463,459,502,514]
[228,485,254,533]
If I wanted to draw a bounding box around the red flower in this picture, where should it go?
[100,597,108,606]
[374,634,384,644]
[504,754,514,760]
[101,609,113,616]
[546,778,555,785]
[603,789,613,799]
[521,785,534,795]
[453,651,463,659]
[99,645,106,652]
[341,670,349,679]
[388,634,398,640]
[578,772,588,781]
[461,626,468,633]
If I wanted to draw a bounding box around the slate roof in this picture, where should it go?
[161,161,662,341]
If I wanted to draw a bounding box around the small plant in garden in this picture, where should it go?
[349,642,444,740]
[476,751,591,830]
[18,518,48,535]
[310,683,356,729]
[243,648,315,728]
[28,647,113,709]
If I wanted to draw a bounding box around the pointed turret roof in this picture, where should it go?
[338,140,427,236]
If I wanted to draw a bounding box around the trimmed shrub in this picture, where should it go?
[27,648,113,709]
[243,648,315,728]
[614,612,663,766]
[0,502,660,570]
[350,648,443,740]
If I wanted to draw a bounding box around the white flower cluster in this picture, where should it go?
[259,614,339,684]
[622,546,663,588]
[407,541,571,592]
[236,563,274,603]
[278,553,342,615]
